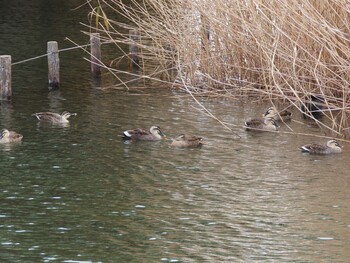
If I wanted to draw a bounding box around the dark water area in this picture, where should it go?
[1,1,350,262]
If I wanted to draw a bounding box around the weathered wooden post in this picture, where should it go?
[90,33,101,77]
[129,29,140,69]
[0,55,12,100]
[47,41,60,89]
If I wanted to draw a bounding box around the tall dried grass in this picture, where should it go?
[86,0,350,135]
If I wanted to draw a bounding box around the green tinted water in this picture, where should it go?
[1,1,350,262]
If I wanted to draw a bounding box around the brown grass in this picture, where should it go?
[85,0,350,136]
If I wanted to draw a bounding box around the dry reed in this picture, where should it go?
[86,0,350,136]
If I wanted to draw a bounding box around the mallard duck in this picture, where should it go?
[299,139,342,155]
[263,106,292,121]
[32,111,77,124]
[170,134,203,148]
[244,117,279,131]
[122,126,165,141]
[0,129,23,143]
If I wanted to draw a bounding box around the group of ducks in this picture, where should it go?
[244,106,343,155]
[121,106,342,154]
[122,126,203,147]
[0,111,77,144]
[0,110,203,148]
[0,106,343,154]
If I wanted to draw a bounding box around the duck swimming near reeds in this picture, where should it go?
[170,134,203,148]
[263,106,292,122]
[301,94,325,119]
[244,117,279,131]
[299,139,342,155]
[0,129,23,143]
[122,126,165,141]
[32,111,77,124]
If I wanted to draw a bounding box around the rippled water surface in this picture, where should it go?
[1,1,350,262]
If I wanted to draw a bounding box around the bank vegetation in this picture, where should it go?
[87,0,350,136]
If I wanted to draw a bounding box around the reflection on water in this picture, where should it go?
[1,87,350,262]
[1,1,350,263]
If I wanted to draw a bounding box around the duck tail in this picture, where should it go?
[299,146,310,152]
[32,113,40,120]
[122,131,132,140]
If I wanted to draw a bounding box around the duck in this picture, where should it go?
[170,134,203,148]
[301,94,324,119]
[299,139,342,155]
[263,106,292,121]
[0,129,23,143]
[122,126,165,141]
[32,111,77,124]
[244,117,279,131]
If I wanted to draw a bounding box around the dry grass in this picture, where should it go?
[85,0,350,136]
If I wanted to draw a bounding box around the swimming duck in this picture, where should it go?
[122,126,165,141]
[170,134,203,148]
[244,117,279,131]
[32,111,77,124]
[301,94,325,119]
[263,106,292,121]
[299,139,342,155]
[0,129,23,143]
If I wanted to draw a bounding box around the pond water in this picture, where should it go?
[1,1,350,263]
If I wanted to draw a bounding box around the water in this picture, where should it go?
[1,1,350,262]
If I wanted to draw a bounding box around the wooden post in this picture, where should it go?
[47,41,60,89]
[0,55,12,100]
[129,30,140,69]
[90,33,101,77]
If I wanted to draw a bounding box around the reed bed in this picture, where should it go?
[86,0,350,136]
